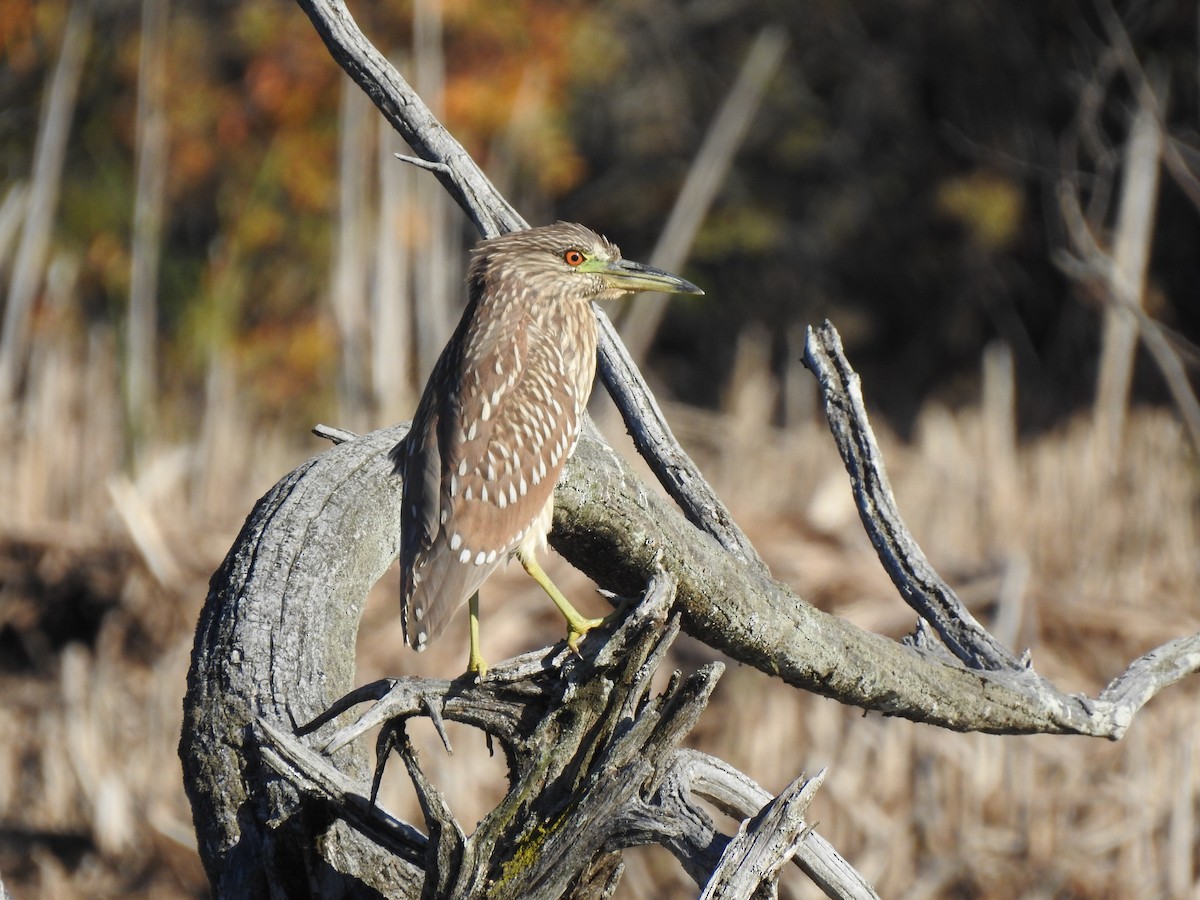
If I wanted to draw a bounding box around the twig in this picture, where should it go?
[256,718,428,865]
[393,152,451,175]
[312,422,361,444]
[1095,634,1200,739]
[802,322,1025,672]
[1086,0,1200,208]
[1056,160,1200,456]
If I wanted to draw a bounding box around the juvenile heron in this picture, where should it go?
[390,222,702,678]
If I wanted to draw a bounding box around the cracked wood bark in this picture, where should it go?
[256,577,874,900]
[373,581,727,900]
[180,426,424,898]
[179,423,876,898]
[700,770,824,900]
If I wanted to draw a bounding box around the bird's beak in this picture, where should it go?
[596,258,704,296]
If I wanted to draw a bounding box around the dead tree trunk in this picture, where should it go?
[179,426,421,897]
[179,423,868,898]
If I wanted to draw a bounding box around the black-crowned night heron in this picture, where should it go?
[390,222,702,678]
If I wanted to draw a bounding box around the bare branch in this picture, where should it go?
[1094,634,1200,739]
[592,313,767,571]
[681,751,879,899]
[801,323,1025,672]
[312,422,359,444]
[392,152,451,175]
[256,718,428,868]
[1056,143,1200,456]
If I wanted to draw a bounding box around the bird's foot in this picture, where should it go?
[466,650,489,684]
[465,592,487,682]
[565,615,606,655]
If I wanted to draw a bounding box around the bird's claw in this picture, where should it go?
[466,653,489,684]
[566,616,606,655]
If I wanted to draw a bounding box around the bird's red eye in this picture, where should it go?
[563,249,585,267]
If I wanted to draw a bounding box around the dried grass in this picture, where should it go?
[1,319,1198,899]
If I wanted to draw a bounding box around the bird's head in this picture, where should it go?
[469,222,703,306]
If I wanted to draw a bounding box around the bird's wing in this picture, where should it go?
[392,385,453,648]
[396,315,585,650]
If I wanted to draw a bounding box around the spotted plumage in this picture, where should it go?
[389,222,702,676]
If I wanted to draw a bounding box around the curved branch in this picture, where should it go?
[1095,633,1200,738]
[179,408,1196,896]
[552,428,1086,734]
[179,426,422,897]
[802,322,1024,672]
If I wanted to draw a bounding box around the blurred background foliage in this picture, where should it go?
[2,0,1197,442]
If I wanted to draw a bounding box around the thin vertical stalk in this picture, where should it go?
[126,0,171,447]
[1092,74,1164,459]
[411,0,456,379]
[373,69,411,424]
[615,26,788,367]
[332,73,374,428]
[0,0,91,403]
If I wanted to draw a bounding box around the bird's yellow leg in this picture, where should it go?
[467,592,488,681]
[518,550,604,652]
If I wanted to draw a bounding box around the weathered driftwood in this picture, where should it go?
[180,424,421,898]
[180,418,875,899]
[178,0,1200,897]
[800,322,1200,737]
[178,372,1199,896]
[287,573,843,899]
